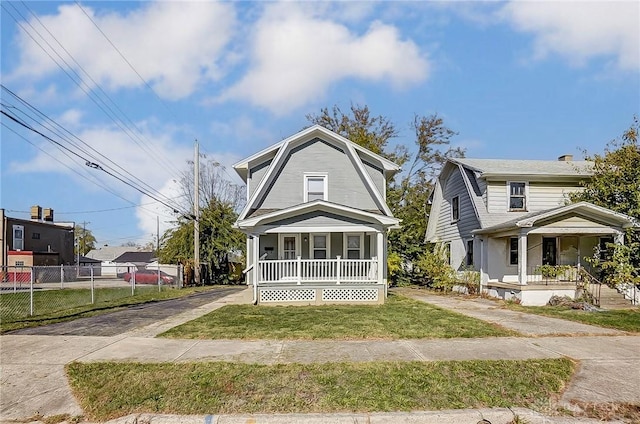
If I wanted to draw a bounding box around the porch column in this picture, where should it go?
[252,234,260,286]
[614,231,625,245]
[518,230,528,285]
[376,231,384,286]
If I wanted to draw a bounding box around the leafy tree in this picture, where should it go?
[74,224,96,256]
[307,104,464,285]
[161,159,246,284]
[570,117,640,285]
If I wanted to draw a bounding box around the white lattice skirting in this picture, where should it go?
[258,286,382,304]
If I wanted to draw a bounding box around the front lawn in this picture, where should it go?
[67,358,574,421]
[505,304,640,333]
[160,294,516,340]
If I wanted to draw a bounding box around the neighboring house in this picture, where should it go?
[1,206,74,268]
[425,156,637,306]
[86,246,147,276]
[112,251,155,275]
[233,125,401,305]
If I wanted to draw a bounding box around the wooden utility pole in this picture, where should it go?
[194,140,200,285]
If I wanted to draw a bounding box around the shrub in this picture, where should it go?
[417,243,456,291]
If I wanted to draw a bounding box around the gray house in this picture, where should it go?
[233,125,400,305]
[425,156,637,306]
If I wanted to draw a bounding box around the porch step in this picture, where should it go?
[598,285,635,309]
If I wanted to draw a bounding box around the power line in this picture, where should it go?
[2,107,187,214]
[2,2,183,184]
[1,84,186,214]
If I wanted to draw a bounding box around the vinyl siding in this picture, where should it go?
[248,159,272,198]
[487,181,583,213]
[265,211,371,227]
[433,167,480,269]
[363,160,385,200]
[258,138,379,211]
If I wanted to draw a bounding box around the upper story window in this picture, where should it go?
[304,174,328,202]
[451,196,460,222]
[32,232,40,239]
[509,182,527,211]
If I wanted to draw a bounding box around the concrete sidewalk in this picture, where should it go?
[1,287,638,423]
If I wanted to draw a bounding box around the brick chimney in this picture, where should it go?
[558,154,573,162]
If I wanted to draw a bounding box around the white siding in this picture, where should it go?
[487,181,583,213]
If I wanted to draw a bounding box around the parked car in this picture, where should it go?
[123,269,175,285]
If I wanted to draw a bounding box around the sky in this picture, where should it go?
[1,1,639,249]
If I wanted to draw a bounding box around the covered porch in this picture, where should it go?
[236,201,399,304]
[474,202,636,305]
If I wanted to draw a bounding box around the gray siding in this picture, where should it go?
[248,159,272,198]
[266,211,372,227]
[433,167,480,269]
[258,138,379,211]
[363,160,385,200]
[259,234,278,260]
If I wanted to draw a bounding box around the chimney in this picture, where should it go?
[31,205,42,221]
[558,154,573,162]
[43,208,54,222]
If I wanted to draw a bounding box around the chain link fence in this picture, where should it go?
[0,264,182,323]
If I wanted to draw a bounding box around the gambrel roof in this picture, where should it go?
[233,125,400,222]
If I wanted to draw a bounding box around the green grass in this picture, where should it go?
[160,294,516,340]
[66,358,575,421]
[0,286,219,333]
[505,304,640,332]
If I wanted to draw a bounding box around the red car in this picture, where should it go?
[123,269,175,285]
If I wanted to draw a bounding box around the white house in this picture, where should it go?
[425,156,637,306]
[233,125,400,305]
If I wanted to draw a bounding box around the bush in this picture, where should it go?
[417,243,456,291]
[458,268,480,295]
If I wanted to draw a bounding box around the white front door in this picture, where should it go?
[279,234,300,259]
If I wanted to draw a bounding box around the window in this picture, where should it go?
[344,234,363,259]
[466,240,474,266]
[304,174,327,202]
[15,261,25,267]
[312,234,329,259]
[451,196,460,222]
[599,236,614,261]
[509,182,526,211]
[32,232,40,240]
[12,225,24,250]
[509,238,518,265]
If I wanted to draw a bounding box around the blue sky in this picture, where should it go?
[1,1,638,248]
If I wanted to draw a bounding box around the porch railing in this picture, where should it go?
[526,265,580,284]
[257,257,378,284]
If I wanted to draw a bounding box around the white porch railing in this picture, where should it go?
[257,257,379,285]
[526,266,580,284]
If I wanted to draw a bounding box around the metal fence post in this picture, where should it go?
[90,265,95,304]
[60,264,64,289]
[131,268,135,296]
[13,267,17,293]
[30,267,34,316]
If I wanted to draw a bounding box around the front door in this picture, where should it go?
[542,237,557,266]
[282,235,297,259]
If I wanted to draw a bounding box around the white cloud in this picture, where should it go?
[499,1,639,71]
[217,3,429,115]
[11,1,236,99]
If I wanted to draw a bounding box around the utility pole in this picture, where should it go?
[194,140,200,285]
[156,216,160,287]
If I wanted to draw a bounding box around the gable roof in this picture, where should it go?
[472,201,638,234]
[85,246,133,262]
[234,125,400,221]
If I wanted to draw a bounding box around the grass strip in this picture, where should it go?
[0,286,222,333]
[67,358,575,421]
[504,304,640,332]
[159,294,516,340]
